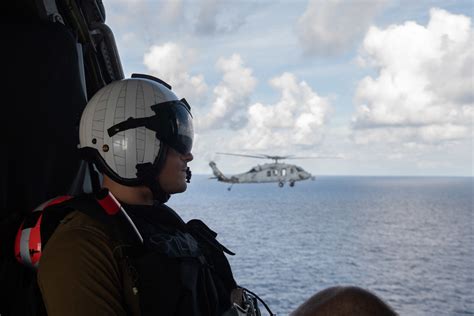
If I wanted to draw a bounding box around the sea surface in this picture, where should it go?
[167,176,473,316]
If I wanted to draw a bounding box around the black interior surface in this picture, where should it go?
[1,1,123,314]
[1,0,123,220]
[2,21,86,219]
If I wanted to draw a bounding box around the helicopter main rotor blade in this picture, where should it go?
[216,152,345,160]
[216,152,268,159]
[284,155,345,159]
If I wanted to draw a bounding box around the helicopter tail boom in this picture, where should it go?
[209,161,232,183]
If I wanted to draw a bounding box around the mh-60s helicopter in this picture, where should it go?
[209,152,341,190]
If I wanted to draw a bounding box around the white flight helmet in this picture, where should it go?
[79,74,193,186]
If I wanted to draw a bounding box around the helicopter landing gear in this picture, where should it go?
[289,181,295,187]
[278,181,284,188]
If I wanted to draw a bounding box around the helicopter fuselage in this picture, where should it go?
[209,161,313,187]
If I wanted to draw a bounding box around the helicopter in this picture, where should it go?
[209,152,341,190]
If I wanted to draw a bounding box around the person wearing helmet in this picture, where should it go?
[36,74,243,316]
[78,73,194,203]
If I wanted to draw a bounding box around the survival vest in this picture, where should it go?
[115,200,239,315]
[2,191,242,316]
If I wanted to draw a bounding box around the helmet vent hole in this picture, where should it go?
[102,144,109,152]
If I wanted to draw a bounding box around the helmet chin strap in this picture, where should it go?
[148,144,192,201]
[148,180,170,204]
[77,143,173,204]
[135,166,170,204]
[136,144,171,204]
[83,142,189,204]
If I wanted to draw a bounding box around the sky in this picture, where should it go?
[104,0,473,176]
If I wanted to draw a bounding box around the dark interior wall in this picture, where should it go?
[0,14,88,313]
[1,22,87,218]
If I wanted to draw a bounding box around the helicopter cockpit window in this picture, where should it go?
[296,167,303,172]
[249,167,257,173]
[290,168,294,174]
[273,169,278,176]
[267,170,271,177]
[282,169,287,176]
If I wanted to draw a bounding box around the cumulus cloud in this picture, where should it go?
[143,42,207,103]
[194,0,249,35]
[230,72,332,150]
[198,54,257,129]
[107,1,187,66]
[195,0,220,34]
[352,8,473,145]
[160,0,185,25]
[111,0,146,6]
[296,0,386,56]
[109,0,183,25]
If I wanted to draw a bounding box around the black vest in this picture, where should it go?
[41,196,237,316]
[125,203,237,316]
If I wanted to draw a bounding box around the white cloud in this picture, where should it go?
[230,72,332,150]
[296,0,386,56]
[198,54,257,130]
[162,0,184,23]
[351,125,471,146]
[143,42,207,103]
[108,0,183,26]
[194,0,250,35]
[112,0,145,6]
[195,0,220,34]
[353,8,474,145]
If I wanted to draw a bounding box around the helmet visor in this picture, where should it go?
[169,101,194,154]
[107,99,194,155]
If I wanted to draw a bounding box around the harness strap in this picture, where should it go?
[38,192,141,316]
[40,190,143,250]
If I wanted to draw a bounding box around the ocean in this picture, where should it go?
[167,175,473,316]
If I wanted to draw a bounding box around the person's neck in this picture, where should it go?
[102,176,154,206]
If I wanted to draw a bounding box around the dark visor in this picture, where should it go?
[107,99,194,155]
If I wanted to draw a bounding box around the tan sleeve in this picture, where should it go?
[37,217,127,316]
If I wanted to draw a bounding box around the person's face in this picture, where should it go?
[158,147,193,194]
